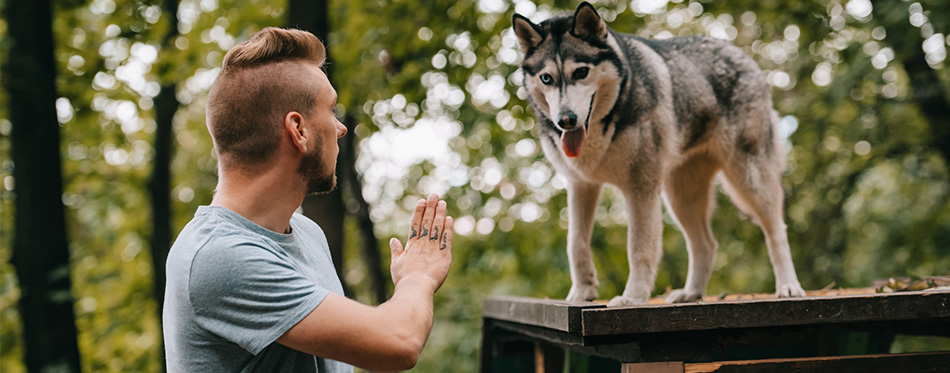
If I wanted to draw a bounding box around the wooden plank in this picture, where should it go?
[490,319,641,362]
[683,351,950,373]
[489,319,589,347]
[582,290,950,336]
[484,296,604,333]
[622,361,685,373]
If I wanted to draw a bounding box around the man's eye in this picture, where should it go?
[572,67,589,80]
[540,74,553,85]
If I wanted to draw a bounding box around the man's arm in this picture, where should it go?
[277,194,453,371]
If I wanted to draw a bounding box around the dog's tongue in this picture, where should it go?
[560,126,587,158]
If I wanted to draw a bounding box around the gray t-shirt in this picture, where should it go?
[163,205,352,373]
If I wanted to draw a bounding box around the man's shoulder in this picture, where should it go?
[192,224,288,270]
[290,212,326,237]
[177,205,257,238]
[185,230,294,303]
[291,212,320,229]
[175,209,270,251]
[170,209,281,275]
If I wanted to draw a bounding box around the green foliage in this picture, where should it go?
[1,0,949,372]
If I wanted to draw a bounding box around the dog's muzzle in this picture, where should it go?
[558,112,578,130]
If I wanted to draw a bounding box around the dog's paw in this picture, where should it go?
[566,284,598,302]
[776,282,806,298]
[607,296,646,308]
[666,289,703,303]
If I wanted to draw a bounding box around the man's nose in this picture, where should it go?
[336,120,347,138]
[558,112,577,130]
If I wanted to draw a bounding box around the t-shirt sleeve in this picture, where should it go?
[188,238,328,355]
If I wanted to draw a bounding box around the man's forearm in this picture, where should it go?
[277,284,436,372]
[377,277,438,356]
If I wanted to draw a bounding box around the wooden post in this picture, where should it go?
[534,342,564,373]
[480,318,494,373]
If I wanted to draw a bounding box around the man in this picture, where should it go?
[162,27,454,372]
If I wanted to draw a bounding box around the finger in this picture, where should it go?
[389,237,404,257]
[419,193,439,240]
[440,216,454,252]
[429,200,447,242]
[409,199,426,240]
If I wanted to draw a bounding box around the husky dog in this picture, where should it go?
[512,2,806,307]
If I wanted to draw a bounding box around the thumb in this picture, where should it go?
[389,237,404,257]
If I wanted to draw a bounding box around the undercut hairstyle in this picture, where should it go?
[206,27,327,170]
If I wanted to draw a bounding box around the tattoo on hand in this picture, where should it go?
[440,235,447,250]
[421,226,429,238]
[410,227,417,239]
[430,227,439,241]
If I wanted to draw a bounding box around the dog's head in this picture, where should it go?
[513,2,621,158]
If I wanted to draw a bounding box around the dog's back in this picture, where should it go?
[617,33,778,159]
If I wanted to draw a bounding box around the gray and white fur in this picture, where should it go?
[513,2,805,306]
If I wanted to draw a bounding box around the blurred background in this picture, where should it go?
[1,0,949,371]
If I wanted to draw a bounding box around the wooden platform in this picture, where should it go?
[480,289,950,372]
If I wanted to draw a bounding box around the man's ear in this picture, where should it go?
[284,111,308,154]
[512,14,543,54]
[573,2,607,42]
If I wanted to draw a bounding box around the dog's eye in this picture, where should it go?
[572,67,590,80]
[540,74,553,85]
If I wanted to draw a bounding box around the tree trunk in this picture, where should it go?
[2,0,82,371]
[288,0,350,295]
[287,0,328,52]
[149,0,180,326]
[149,0,180,370]
[300,190,350,295]
[873,0,950,170]
[288,0,388,302]
[341,113,387,304]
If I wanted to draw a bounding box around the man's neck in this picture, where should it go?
[210,165,304,234]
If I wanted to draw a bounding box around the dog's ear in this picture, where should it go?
[512,14,543,54]
[573,2,607,41]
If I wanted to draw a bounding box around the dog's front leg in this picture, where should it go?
[609,190,663,307]
[565,181,602,302]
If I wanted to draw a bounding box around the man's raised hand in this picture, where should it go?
[389,193,454,293]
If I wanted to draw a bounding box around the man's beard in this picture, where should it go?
[298,147,336,195]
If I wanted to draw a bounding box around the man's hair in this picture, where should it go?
[206,27,327,170]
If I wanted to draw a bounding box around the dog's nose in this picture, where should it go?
[559,112,577,130]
